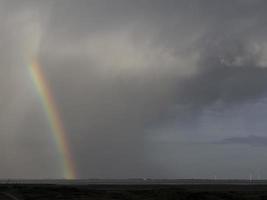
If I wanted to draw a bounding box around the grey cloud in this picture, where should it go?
[1,0,267,178]
[218,135,267,147]
[38,0,267,178]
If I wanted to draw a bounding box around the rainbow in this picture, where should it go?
[29,60,76,179]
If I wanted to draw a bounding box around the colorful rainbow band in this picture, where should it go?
[29,60,76,179]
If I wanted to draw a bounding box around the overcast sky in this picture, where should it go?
[1,0,267,179]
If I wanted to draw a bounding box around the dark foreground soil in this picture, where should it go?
[1,183,267,199]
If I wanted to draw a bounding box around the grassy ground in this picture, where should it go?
[1,184,267,199]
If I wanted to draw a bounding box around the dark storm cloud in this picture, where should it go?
[177,40,267,108]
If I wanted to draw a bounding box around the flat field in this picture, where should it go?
[0,180,267,199]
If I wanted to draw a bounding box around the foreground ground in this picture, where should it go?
[1,182,267,199]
